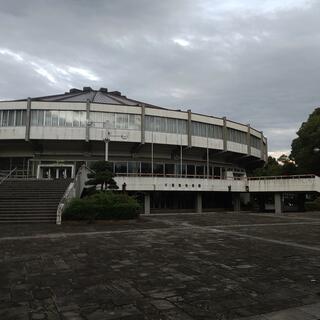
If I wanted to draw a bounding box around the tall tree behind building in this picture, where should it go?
[291,108,320,175]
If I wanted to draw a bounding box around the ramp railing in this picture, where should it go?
[56,165,92,224]
[0,168,17,185]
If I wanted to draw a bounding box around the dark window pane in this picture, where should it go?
[141,162,152,174]
[165,163,174,175]
[153,163,164,175]
[128,162,140,174]
[115,162,127,174]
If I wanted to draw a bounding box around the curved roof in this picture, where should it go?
[12,87,165,109]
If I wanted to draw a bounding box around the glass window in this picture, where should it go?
[153,116,162,132]
[176,164,186,177]
[65,111,73,127]
[102,112,115,129]
[21,110,26,126]
[15,110,22,126]
[45,110,52,126]
[37,110,44,126]
[178,119,188,134]
[251,135,261,149]
[153,163,164,176]
[128,114,141,130]
[227,128,247,144]
[115,162,127,174]
[128,162,140,174]
[59,111,66,127]
[187,164,195,177]
[196,165,205,176]
[146,116,187,134]
[31,110,38,126]
[51,110,59,126]
[167,118,176,133]
[115,113,128,129]
[73,111,80,127]
[2,110,8,126]
[208,124,223,139]
[80,111,86,127]
[165,163,174,175]
[8,110,15,126]
[145,115,154,131]
[141,162,152,174]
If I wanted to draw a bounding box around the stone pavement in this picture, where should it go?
[0,212,320,319]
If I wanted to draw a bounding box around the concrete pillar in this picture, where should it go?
[222,117,227,151]
[85,99,91,142]
[274,193,282,215]
[144,193,150,215]
[247,124,251,156]
[260,131,264,160]
[187,109,192,147]
[141,104,145,144]
[233,193,241,212]
[25,97,32,141]
[196,192,202,213]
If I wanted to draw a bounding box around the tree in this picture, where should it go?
[251,156,282,176]
[86,161,118,191]
[291,108,320,175]
[277,154,298,175]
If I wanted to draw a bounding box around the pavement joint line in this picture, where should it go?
[214,221,320,228]
[200,227,320,252]
[248,212,320,221]
[0,226,191,242]
[0,220,320,243]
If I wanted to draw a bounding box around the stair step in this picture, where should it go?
[0,179,72,224]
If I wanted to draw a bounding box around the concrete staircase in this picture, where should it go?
[0,179,72,223]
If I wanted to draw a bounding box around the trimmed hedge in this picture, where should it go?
[63,192,140,221]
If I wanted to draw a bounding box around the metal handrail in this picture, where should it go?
[0,167,17,185]
[56,164,93,224]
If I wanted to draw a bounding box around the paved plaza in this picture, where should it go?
[0,212,320,320]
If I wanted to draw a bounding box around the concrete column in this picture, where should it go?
[196,192,202,213]
[222,117,227,151]
[25,97,32,141]
[187,109,192,147]
[233,193,241,212]
[274,193,283,215]
[141,104,145,144]
[260,131,264,160]
[247,124,251,156]
[85,99,91,142]
[144,193,150,215]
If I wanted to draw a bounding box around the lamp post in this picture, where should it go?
[87,120,128,161]
[104,131,111,162]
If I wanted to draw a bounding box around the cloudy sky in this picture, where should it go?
[0,0,319,156]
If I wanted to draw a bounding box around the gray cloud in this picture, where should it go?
[0,0,319,154]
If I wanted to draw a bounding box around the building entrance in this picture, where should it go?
[37,164,75,179]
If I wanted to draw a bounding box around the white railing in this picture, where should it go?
[248,174,316,180]
[56,165,93,225]
[0,167,17,185]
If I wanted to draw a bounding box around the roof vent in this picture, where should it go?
[83,86,92,92]
[100,87,108,93]
[109,91,121,96]
[69,88,81,93]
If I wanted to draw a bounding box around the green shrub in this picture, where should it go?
[305,197,320,211]
[63,191,140,221]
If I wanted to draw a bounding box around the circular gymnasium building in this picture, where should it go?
[0,87,267,213]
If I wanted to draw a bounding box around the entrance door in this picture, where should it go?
[37,165,75,179]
